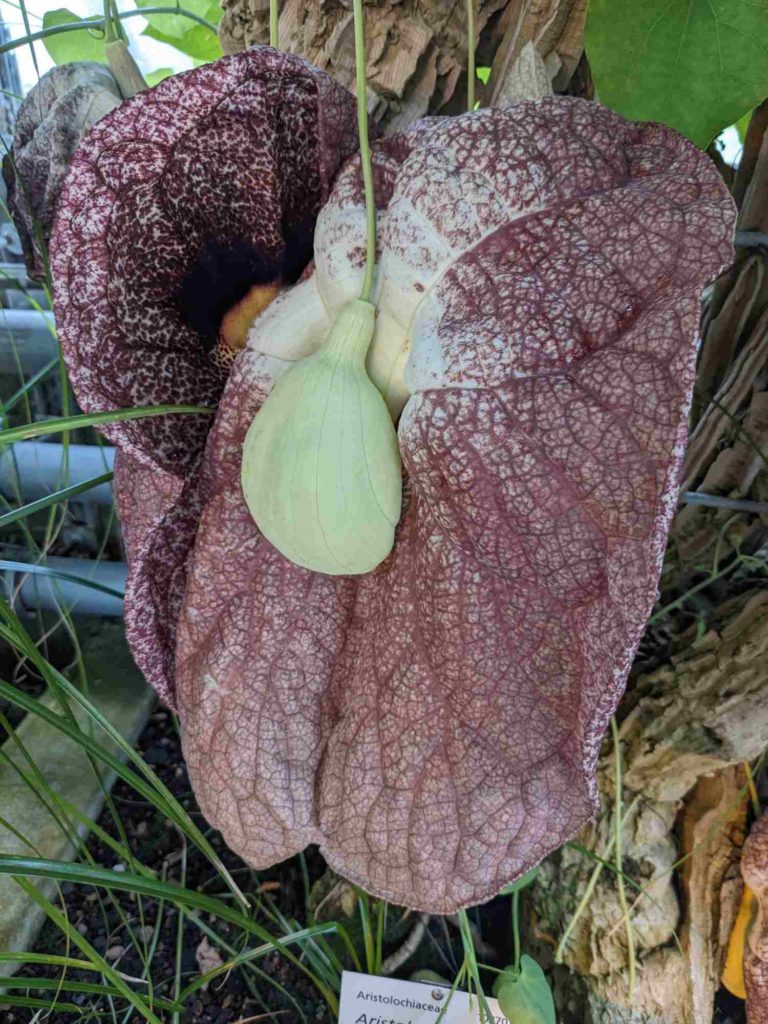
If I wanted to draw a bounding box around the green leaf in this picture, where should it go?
[585,0,768,148]
[136,0,222,62]
[145,66,174,86]
[735,110,753,142]
[494,956,555,1024]
[41,8,105,65]
[499,866,539,896]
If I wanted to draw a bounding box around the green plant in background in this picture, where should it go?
[586,0,768,148]
[41,8,107,63]
[23,1,223,77]
[135,0,222,62]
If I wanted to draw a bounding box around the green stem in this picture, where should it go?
[649,556,744,623]
[466,0,475,111]
[352,0,376,304]
[511,888,521,973]
[611,717,636,1002]
[0,7,217,54]
[269,0,278,48]
[103,0,117,43]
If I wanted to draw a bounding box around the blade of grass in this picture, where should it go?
[556,794,642,964]
[0,471,113,528]
[0,953,96,970]
[17,0,39,70]
[0,612,247,909]
[0,977,181,1010]
[456,910,493,1024]
[0,856,340,1013]
[171,840,187,1024]
[0,559,125,599]
[177,922,342,1002]
[12,876,164,1024]
[0,994,83,1011]
[0,404,213,446]
[0,670,241,894]
[0,355,59,416]
[611,717,635,1000]
[357,888,375,974]
[184,909,310,1022]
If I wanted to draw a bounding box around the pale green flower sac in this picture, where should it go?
[241,299,403,575]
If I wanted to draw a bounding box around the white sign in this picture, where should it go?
[338,971,511,1024]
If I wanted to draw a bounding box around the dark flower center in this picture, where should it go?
[174,218,316,355]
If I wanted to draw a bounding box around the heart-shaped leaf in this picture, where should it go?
[136,0,222,62]
[494,956,555,1024]
[145,67,174,87]
[42,8,105,65]
[586,0,768,148]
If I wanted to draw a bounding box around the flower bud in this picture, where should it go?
[241,299,402,575]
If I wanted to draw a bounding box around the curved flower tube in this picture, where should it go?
[175,99,735,912]
[51,47,359,704]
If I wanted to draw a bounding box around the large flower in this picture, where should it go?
[175,100,734,912]
[54,84,735,912]
[51,47,359,703]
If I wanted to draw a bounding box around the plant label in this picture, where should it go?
[338,971,510,1024]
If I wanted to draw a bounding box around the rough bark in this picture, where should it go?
[530,590,768,1024]
[218,0,587,127]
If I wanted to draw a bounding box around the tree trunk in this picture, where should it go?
[218,0,589,127]
[530,590,768,1022]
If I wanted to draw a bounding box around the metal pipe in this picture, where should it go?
[2,557,126,617]
[0,442,115,504]
[0,310,57,373]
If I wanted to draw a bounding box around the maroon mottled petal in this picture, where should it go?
[173,99,735,910]
[743,812,768,1024]
[52,49,358,703]
[113,450,191,708]
[113,450,181,565]
[51,47,358,478]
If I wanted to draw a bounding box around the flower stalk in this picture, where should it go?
[270,0,278,48]
[353,0,376,303]
[466,0,476,111]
